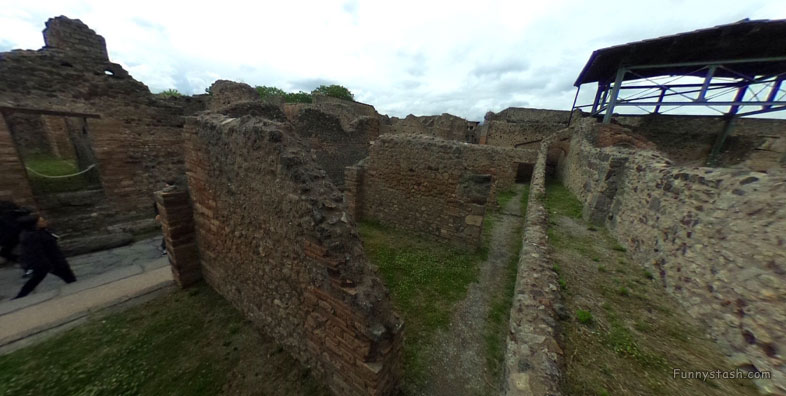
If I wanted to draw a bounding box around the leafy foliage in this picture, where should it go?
[157,89,182,98]
[285,91,313,103]
[311,84,354,101]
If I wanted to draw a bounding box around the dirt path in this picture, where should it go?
[422,185,524,396]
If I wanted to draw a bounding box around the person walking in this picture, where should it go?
[0,201,30,267]
[13,214,77,299]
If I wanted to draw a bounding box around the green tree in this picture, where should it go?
[255,85,286,99]
[311,84,354,101]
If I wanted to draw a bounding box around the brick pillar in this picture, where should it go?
[154,188,201,288]
[344,165,364,220]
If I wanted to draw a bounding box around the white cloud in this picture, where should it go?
[1,0,785,120]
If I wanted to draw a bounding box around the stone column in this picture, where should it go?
[154,188,200,288]
[0,113,36,207]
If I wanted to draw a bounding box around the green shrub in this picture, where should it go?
[255,85,286,98]
[157,89,182,98]
[284,91,313,103]
[311,84,354,101]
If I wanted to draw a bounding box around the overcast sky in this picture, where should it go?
[1,0,785,120]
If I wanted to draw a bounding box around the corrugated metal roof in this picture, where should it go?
[574,19,786,86]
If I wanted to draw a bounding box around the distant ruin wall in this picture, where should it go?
[558,118,786,394]
[184,110,403,396]
[346,134,537,247]
[479,107,571,148]
[381,113,477,143]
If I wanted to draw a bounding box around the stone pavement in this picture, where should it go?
[0,237,174,354]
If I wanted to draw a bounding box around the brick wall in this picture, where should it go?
[346,134,537,247]
[42,116,77,159]
[184,109,403,396]
[558,118,786,394]
[43,16,109,61]
[0,113,35,207]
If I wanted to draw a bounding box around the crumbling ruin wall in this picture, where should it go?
[615,114,786,171]
[346,134,537,247]
[381,113,478,143]
[478,107,571,148]
[0,16,187,243]
[184,107,403,396]
[558,118,786,394]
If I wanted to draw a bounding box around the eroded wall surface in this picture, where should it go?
[346,134,537,247]
[184,107,403,396]
[616,114,786,170]
[558,118,786,394]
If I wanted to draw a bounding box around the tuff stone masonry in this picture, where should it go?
[558,117,786,394]
[184,104,403,396]
[344,134,537,247]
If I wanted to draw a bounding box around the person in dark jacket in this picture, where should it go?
[14,215,77,299]
[0,201,31,266]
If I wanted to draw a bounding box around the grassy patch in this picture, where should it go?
[359,221,484,392]
[0,283,328,396]
[24,154,98,194]
[545,181,760,396]
[482,184,528,385]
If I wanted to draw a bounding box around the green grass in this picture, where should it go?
[24,154,97,194]
[544,180,583,219]
[482,184,528,385]
[545,180,760,396]
[576,310,594,325]
[0,284,328,396]
[359,221,484,392]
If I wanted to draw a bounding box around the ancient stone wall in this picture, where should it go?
[504,133,564,396]
[346,134,537,247]
[479,107,571,148]
[558,118,786,394]
[154,188,200,288]
[615,114,786,171]
[3,112,52,157]
[0,16,187,246]
[184,108,403,396]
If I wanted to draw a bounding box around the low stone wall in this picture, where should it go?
[558,118,786,394]
[345,134,537,247]
[184,107,403,396]
[504,135,563,396]
[381,113,478,143]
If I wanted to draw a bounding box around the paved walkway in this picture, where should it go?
[0,237,174,354]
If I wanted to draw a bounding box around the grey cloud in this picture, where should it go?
[287,78,336,92]
[472,58,529,78]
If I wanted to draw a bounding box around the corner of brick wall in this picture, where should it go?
[504,136,564,396]
[183,113,403,396]
[154,188,201,288]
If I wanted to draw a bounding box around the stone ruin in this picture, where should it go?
[3,14,786,396]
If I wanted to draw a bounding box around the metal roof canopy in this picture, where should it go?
[569,19,786,166]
